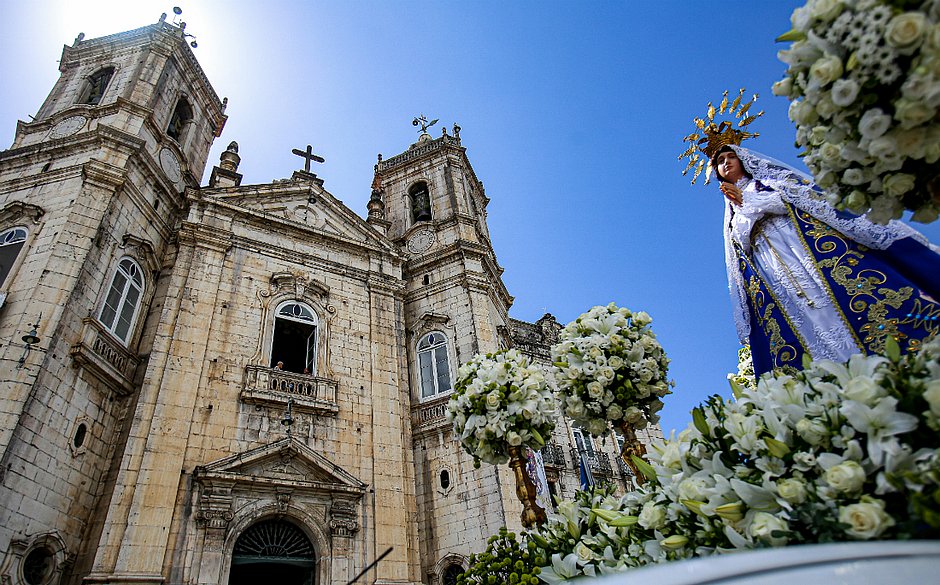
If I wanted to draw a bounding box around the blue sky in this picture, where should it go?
[4,1,939,436]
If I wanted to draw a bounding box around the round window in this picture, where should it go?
[22,547,54,585]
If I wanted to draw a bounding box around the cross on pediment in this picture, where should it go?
[291,144,325,173]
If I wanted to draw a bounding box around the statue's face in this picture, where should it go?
[716,150,745,183]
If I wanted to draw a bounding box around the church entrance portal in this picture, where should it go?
[228,519,316,585]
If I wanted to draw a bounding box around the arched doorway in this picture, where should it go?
[228,518,316,585]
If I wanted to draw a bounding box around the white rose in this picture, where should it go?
[485,391,501,410]
[842,168,867,186]
[895,98,934,129]
[575,541,595,561]
[858,108,892,139]
[809,54,844,86]
[810,0,843,22]
[586,418,606,436]
[748,512,789,546]
[839,498,895,539]
[776,478,808,504]
[587,381,604,399]
[815,93,838,118]
[830,78,860,107]
[793,451,817,470]
[883,173,916,197]
[845,190,869,213]
[894,127,927,159]
[818,142,845,168]
[867,134,898,159]
[791,5,812,31]
[924,380,940,417]
[506,430,522,446]
[825,460,866,493]
[638,501,666,529]
[796,417,828,445]
[566,401,586,419]
[772,77,793,97]
[606,404,623,420]
[815,169,837,189]
[608,355,623,369]
[867,194,902,224]
[885,12,927,53]
[677,477,709,502]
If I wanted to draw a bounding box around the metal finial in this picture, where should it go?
[412,115,438,134]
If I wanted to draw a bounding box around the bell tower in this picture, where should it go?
[371,123,521,576]
[0,16,225,585]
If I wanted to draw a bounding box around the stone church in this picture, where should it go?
[0,18,658,585]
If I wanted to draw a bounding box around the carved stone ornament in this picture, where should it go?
[49,115,87,139]
[195,484,235,530]
[159,147,183,183]
[406,227,436,254]
[267,271,332,309]
[329,499,360,537]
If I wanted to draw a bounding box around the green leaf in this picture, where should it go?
[884,335,901,362]
[846,51,859,71]
[776,29,806,42]
[692,407,710,436]
[802,352,813,371]
[632,455,657,481]
[729,378,744,400]
[530,428,545,449]
[609,514,639,527]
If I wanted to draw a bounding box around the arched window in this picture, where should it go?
[271,301,318,374]
[99,258,144,344]
[417,332,452,398]
[80,67,114,105]
[409,181,432,223]
[0,227,28,287]
[167,98,193,142]
[230,519,315,585]
[441,563,464,585]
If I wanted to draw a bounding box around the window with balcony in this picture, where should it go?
[271,301,318,374]
[417,331,451,399]
[99,257,144,344]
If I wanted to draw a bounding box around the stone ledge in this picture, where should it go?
[241,365,339,415]
[69,317,140,395]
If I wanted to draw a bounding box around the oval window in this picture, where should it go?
[440,469,450,490]
[73,423,87,449]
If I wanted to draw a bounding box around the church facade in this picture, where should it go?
[0,19,656,585]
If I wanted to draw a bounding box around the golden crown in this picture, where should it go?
[680,89,764,184]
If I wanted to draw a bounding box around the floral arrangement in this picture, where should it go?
[446,349,557,466]
[456,527,544,585]
[775,0,940,223]
[551,303,672,437]
[527,337,940,581]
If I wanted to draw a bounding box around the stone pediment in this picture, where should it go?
[193,437,366,496]
[205,180,395,252]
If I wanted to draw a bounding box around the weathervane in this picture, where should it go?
[412,115,438,135]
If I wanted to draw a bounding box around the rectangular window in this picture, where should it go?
[419,351,435,398]
[100,272,127,329]
[434,346,451,393]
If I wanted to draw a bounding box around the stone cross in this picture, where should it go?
[291,144,325,173]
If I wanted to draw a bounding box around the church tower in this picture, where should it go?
[371,124,520,582]
[0,17,225,585]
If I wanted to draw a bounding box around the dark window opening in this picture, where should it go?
[422,274,430,286]
[22,547,54,585]
[167,98,194,142]
[82,67,114,105]
[0,227,27,288]
[409,181,432,223]
[73,423,87,449]
[271,302,317,374]
[442,564,464,585]
[230,519,315,585]
[440,469,450,490]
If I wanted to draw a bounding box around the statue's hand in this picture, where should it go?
[720,183,743,206]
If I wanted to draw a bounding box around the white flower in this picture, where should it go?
[809,54,844,86]
[818,142,846,169]
[894,127,927,159]
[924,380,940,417]
[809,0,843,23]
[895,98,934,129]
[858,108,892,139]
[776,478,807,504]
[638,501,666,530]
[842,168,867,186]
[882,173,916,197]
[839,497,895,539]
[796,417,828,445]
[867,134,898,159]
[748,512,789,546]
[606,404,624,420]
[885,12,927,54]
[824,460,866,494]
[830,78,860,106]
[815,93,838,118]
[772,77,793,96]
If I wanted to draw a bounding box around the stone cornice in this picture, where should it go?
[178,221,232,252]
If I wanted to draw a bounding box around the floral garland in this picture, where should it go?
[531,337,940,582]
[551,303,672,437]
[446,349,557,466]
[775,0,940,224]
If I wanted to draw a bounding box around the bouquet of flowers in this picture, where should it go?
[446,349,557,466]
[528,337,940,581]
[551,303,671,437]
[775,0,940,223]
